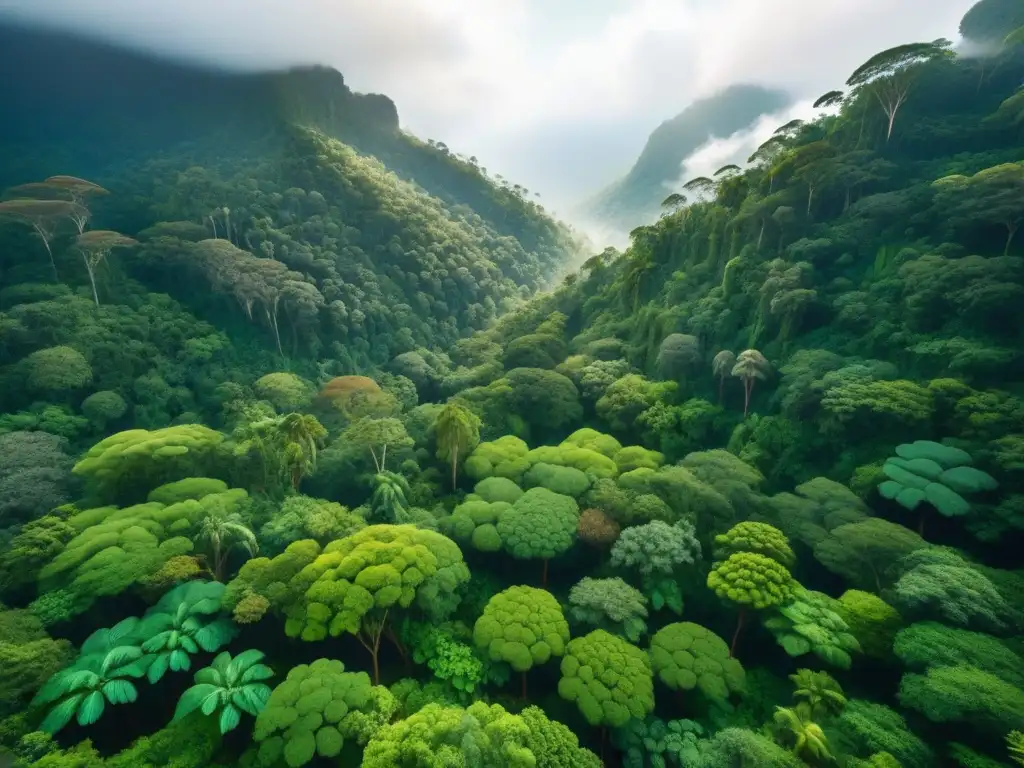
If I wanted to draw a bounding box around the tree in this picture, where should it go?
[657,333,701,381]
[731,349,770,417]
[933,163,1024,255]
[23,345,93,394]
[434,403,481,489]
[195,508,258,581]
[790,669,847,719]
[708,552,795,656]
[568,577,649,643]
[813,90,846,108]
[173,649,274,735]
[610,519,701,613]
[497,487,579,586]
[712,350,736,404]
[899,664,1024,737]
[773,705,835,762]
[0,199,85,280]
[813,518,927,591]
[845,40,953,142]
[558,629,655,728]
[649,622,745,702]
[472,586,569,698]
[74,230,137,306]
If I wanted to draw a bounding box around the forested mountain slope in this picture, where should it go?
[0,21,580,435]
[2,3,1024,768]
[582,84,791,230]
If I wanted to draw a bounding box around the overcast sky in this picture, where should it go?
[0,0,977,214]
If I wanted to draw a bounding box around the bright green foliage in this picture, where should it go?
[362,701,534,767]
[173,649,274,734]
[773,705,835,763]
[558,629,655,727]
[0,515,76,597]
[789,669,846,718]
[894,621,1024,685]
[528,442,620,478]
[259,494,366,554]
[235,412,327,492]
[73,425,226,502]
[81,390,128,426]
[146,477,228,505]
[707,552,795,610]
[464,435,531,482]
[368,470,411,523]
[23,345,93,393]
[434,402,481,489]
[837,590,903,658]
[610,519,701,613]
[473,476,523,504]
[891,549,1012,632]
[568,577,649,643]
[472,586,569,673]
[286,524,470,641]
[523,461,592,496]
[38,488,247,615]
[835,699,935,767]
[137,580,237,683]
[813,518,927,591]
[253,658,397,767]
[820,375,934,427]
[899,664,1024,737]
[613,445,665,473]
[612,716,704,768]
[389,677,461,718]
[649,622,745,701]
[0,608,74,720]
[1009,731,1024,766]
[220,539,321,624]
[442,497,511,553]
[878,440,997,523]
[597,374,674,434]
[253,372,314,412]
[520,705,603,768]
[764,587,861,669]
[562,427,623,457]
[30,617,150,734]
[713,521,795,567]
[497,487,579,565]
[695,726,803,767]
[400,620,493,694]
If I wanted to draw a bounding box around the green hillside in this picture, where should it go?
[2,4,1024,768]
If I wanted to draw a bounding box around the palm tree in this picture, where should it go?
[790,669,847,719]
[773,705,834,763]
[731,349,771,417]
[435,403,481,489]
[369,471,411,524]
[279,412,327,489]
[196,508,258,581]
[712,350,736,404]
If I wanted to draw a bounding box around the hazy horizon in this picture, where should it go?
[0,0,978,242]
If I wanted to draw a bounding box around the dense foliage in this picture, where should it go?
[2,3,1024,767]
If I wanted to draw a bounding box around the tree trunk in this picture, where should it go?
[451,439,459,490]
[209,216,218,239]
[743,379,753,417]
[84,256,99,307]
[730,608,746,657]
[806,186,814,216]
[35,227,58,281]
[1004,221,1019,255]
[718,374,725,404]
[757,221,765,250]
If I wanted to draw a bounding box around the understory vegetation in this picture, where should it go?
[1,1,1024,766]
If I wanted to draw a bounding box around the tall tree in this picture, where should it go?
[845,40,953,142]
[933,163,1024,254]
[435,403,482,489]
[75,231,137,306]
[0,199,84,280]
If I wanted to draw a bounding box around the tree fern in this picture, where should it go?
[174,649,274,734]
[138,580,238,683]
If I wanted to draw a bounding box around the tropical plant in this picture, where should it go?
[172,649,274,734]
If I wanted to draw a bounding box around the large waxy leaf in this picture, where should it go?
[210,651,233,676]
[102,645,144,676]
[180,635,199,654]
[219,702,242,734]
[240,664,274,684]
[191,596,224,615]
[77,690,106,726]
[232,684,271,715]
[39,693,86,734]
[142,631,173,652]
[194,618,237,652]
[173,683,221,721]
[147,653,171,684]
[195,666,225,687]
[170,648,191,672]
[102,679,137,705]
[228,649,267,679]
[138,613,174,637]
[81,617,140,656]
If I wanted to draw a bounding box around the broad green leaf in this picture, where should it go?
[240,664,274,684]
[170,649,191,672]
[180,635,199,654]
[195,666,224,686]
[77,690,106,726]
[147,653,171,684]
[142,631,172,652]
[219,702,242,734]
[194,619,237,652]
[174,683,221,721]
[201,689,222,716]
[102,645,143,675]
[228,649,267,679]
[39,693,85,734]
[102,679,137,705]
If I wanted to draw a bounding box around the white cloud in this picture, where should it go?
[0,0,978,209]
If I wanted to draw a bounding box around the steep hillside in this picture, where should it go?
[0,21,579,435]
[582,84,791,230]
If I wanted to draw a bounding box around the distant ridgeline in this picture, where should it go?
[583,85,792,230]
[0,20,580,388]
